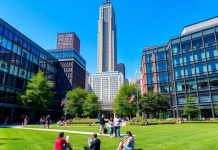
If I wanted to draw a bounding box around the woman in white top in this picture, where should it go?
[108,117,114,136]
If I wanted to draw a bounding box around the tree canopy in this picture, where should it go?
[141,92,169,118]
[183,95,200,120]
[113,83,139,116]
[20,71,54,111]
[64,88,100,118]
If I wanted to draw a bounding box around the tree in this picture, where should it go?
[83,92,101,117]
[183,95,200,120]
[64,88,88,117]
[214,104,218,117]
[141,93,169,118]
[113,83,139,116]
[20,71,54,112]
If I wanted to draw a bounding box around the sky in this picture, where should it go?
[0,0,218,80]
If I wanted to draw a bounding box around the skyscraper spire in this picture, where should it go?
[97,0,117,72]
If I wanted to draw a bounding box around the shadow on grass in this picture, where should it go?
[0,143,5,146]
[0,138,25,141]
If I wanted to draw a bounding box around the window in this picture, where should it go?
[199,96,210,102]
[147,75,153,84]
[197,79,208,89]
[181,41,191,51]
[157,63,167,72]
[159,73,168,82]
[172,44,180,54]
[195,63,207,75]
[178,98,185,104]
[194,50,205,62]
[156,51,166,61]
[208,61,218,73]
[204,34,215,47]
[175,68,184,79]
[173,56,182,66]
[176,81,185,91]
[0,60,8,72]
[0,25,3,34]
[146,64,153,73]
[192,38,203,49]
[146,54,152,63]
[212,95,218,101]
[2,37,7,48]
[216,33,218,43]
[183,53,194,64]
[210,77,218,88]
[9,64,14,75]
[206,47,218,59]
[185,66,194,77]
[186,80,197,90]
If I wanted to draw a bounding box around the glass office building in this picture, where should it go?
[0,18,59,122]
[141,17,218,118]
[48,49,86,99]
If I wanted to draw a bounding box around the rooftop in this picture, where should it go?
[181,16,218,35]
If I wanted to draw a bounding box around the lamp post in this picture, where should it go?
[136,88,139,116]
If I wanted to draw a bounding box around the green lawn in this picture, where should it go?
[1,123,218,150]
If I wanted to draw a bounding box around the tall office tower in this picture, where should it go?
[97,0,117,72]
[116,63,125,79]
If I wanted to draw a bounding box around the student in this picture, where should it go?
[108,117,114,136]
[117,131,135,150]
[114,115,122,137]
[23,115,29,127]
[54,132,73,150]
[44,114,50,129]
[84,133,101,150]
[99,114,105,134]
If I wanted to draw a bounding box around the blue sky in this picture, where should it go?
[0,0,218,80]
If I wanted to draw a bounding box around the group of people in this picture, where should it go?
[54,130,134,150]
[99,114,122,137]
[54,132,100,150]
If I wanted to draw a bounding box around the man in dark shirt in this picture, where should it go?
[99,114,105,134]
[84,133,101,150]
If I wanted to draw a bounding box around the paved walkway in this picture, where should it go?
[10,126,126,137]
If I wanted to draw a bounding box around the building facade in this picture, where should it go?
[0,18,59,122]
[141,17,218,118]
[116,63,125,79]
[57,32,80,54]
[89,71,124,111]
[97,0,117,72]
[48,49,86,99]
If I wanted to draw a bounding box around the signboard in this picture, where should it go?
[57,33,74,49]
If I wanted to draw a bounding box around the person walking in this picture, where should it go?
[99,114,105,134]
[44,114,51,129]
[114,115,122,137]
[23,115,29,127]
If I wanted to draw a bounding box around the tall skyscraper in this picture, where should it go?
[97,0,117,72]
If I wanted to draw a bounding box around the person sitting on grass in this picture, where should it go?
[116,131,135,150]
[54,132,73,150]
[84,133,101,150]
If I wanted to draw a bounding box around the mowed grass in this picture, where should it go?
[1,123,218,150]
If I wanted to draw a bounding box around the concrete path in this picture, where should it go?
[8,126,127,137]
